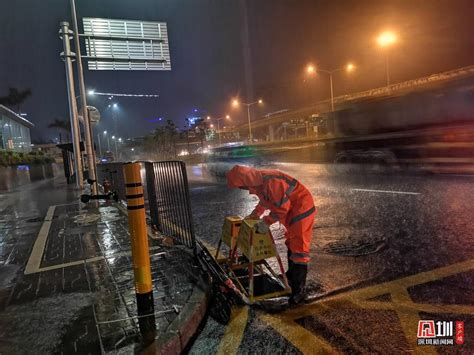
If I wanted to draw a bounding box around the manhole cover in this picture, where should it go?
[322,238,386,256]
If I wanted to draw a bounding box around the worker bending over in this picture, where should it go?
[227,165,316,305]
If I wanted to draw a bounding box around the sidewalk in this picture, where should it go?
[0,181,207,354]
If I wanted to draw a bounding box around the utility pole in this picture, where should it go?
[70,0,97,194]
[59,21,83,189]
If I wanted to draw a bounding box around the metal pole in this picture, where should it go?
[329,72,335,112]
[217,119,221,145]
[113,111,118,137]
[107,137,110,151]
[97,133,102,158]
[247,104,252,142]
[70,0,97,193]
[59,21,83,189]
[123,163,156,342]
[114,139,118,160]
[385,51,390,86]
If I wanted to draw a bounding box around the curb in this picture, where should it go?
[143,284,209,354]
[114,199,210,354]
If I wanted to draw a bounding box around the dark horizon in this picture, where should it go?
[1,0,473,142]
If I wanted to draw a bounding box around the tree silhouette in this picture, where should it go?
[48,118,71,143]
[0,87,32,112]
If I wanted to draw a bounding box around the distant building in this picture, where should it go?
[0,105,34,151]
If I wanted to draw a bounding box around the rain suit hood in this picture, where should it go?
[226,165,263,190]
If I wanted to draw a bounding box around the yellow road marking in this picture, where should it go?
[391,288,436,355]
[199,229,474,353]
[259,258,474,353]
[259,311,337,354]
[216,306,249,355]
[357,300,474,315]
[284,258,474,319]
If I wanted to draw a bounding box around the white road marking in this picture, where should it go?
[25,206,56,275]
[351,188,420,195]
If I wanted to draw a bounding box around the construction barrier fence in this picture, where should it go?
[145,161,197,254]
[97,161,197,255]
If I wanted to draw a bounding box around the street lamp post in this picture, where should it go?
[112,136,118,160]
[118,137,122,160]
[232,99,263,142]
[97,132,102,158]
[377,31,397,86]
[103,130,110,151]
[70,0,97,194]
[306,63,355,111]
[59,21,83,189]
[207,115,231,145]
[106,102,119,136]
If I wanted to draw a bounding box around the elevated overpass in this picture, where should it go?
[230,65,474,141]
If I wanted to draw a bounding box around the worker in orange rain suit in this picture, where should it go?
[227,165,316,304]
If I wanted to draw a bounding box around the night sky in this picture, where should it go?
[0,0,473,141]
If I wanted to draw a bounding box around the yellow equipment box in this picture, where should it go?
[221,216,242,249]
[237,219,276,262]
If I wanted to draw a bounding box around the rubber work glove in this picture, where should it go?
[256,220,269,234]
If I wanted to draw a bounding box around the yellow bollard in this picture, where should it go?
[123,162,156,342]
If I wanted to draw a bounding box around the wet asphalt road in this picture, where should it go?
[187,162,474,353]
[1,163,473,353]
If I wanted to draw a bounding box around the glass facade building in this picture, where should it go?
[0,105,33,151]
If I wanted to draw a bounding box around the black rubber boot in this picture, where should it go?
[286,250,295,279]
[288,263,308,306]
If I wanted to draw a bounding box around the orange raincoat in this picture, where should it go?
[227,165,316,264]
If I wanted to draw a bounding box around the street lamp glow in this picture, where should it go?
[258,99,263,104]
[112,135,115,139]
[225,115,230,119]
[103,130,107,135]
[377,31,397,47]
[206,116,211,120]
[112,103,118,108]
[210,124,214,128]
[232,99,239,107]
[346,63,355,72]
[118,138,122,142]
[306,64,316,75]
[87,89,95,95]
